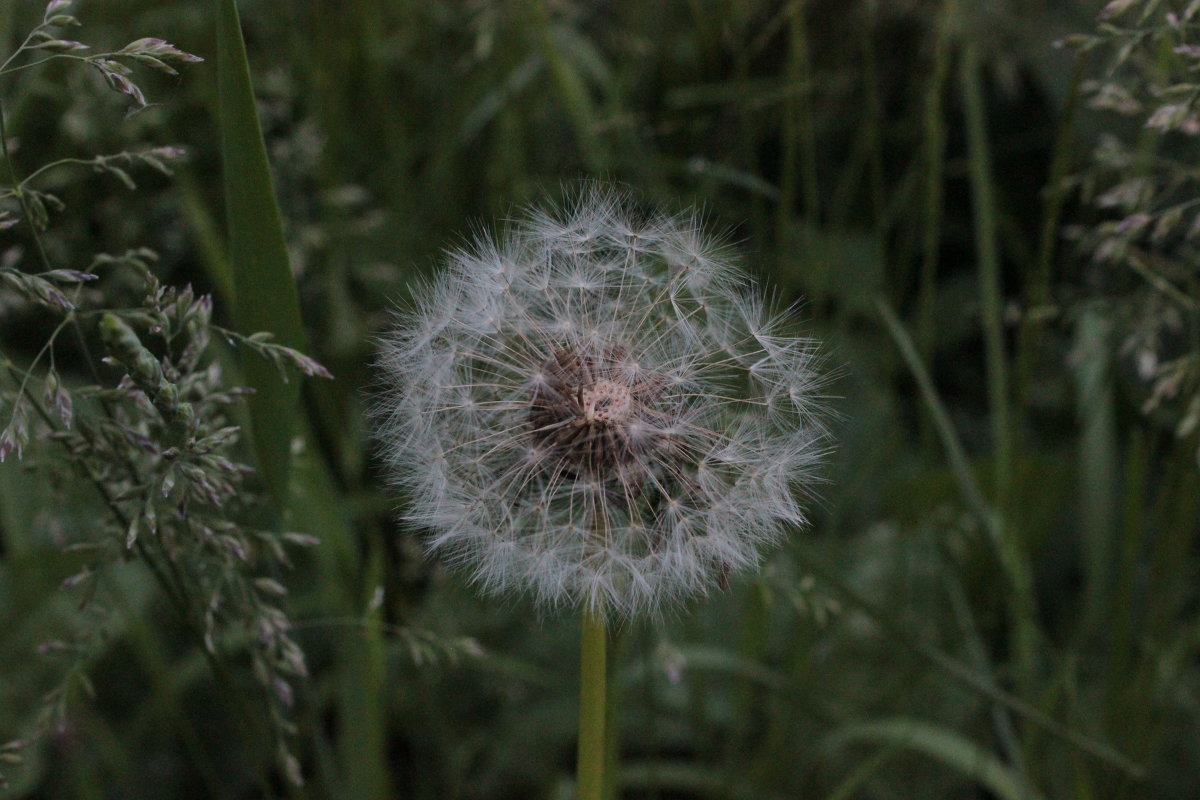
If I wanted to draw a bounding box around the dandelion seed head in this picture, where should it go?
[375,185,828,620]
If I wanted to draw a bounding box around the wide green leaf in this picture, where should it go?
[214,0,306,509]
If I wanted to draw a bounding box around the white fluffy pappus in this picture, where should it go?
[375,187,828,620]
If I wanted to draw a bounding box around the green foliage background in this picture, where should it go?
[2,0,1199,798]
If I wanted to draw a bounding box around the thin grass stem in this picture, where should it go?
[778,1,820,281]
[957,46,1039,694]
[877,297,1042,702]
[917,6,950,364]
[791,535,1143,780]
[958,43,1011,504]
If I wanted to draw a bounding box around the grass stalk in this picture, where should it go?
[917,7,950,363]
[1016,54,1085,402]
[530,0,606,173]
[859,9,885,240]
[958,45,1039,693]
[778,1,820,280]
[792,534,1142,779]
[958,43,1011,505]
[1072,307,1118,637]
[878,297,1042,711]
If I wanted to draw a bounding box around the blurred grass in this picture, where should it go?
[2,0,1199,798]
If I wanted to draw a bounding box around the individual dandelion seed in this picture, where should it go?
[374,185,828,622]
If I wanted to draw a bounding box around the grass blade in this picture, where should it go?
[1072,307,1119,635]
[826,718,1046,800]
[959,42,1011,503]
[792,535,1143,780]
[215,0,306,509]
[875,297,1039,688]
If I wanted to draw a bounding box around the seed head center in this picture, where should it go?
[528,347,653,474]
[580,379,632,425]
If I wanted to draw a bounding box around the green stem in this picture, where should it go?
[959,43,1010,505]
[577,605,608,800]
[777,1,819,276]
[959,45,1039,695]
[917,5,949,365]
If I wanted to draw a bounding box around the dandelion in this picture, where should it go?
[376,185,827,620]
[376,185,827,796]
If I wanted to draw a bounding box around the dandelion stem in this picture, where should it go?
[577,604,608,800]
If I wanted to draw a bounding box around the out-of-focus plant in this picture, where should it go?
[1067,0,1200,463]
[0,1,328,789]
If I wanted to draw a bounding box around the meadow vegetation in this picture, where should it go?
[0,1,1197,798]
